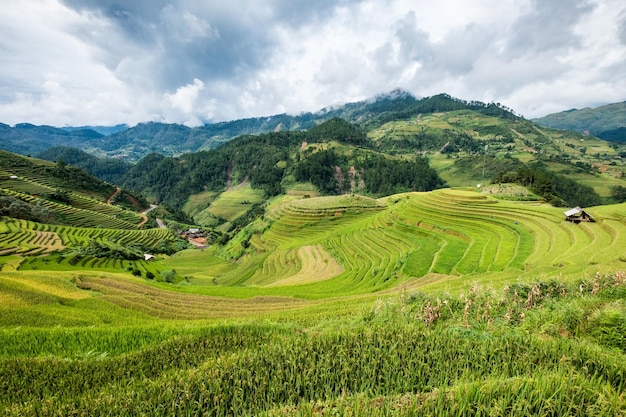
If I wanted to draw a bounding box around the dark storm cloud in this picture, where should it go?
[60,0,169,43]
[58,1,265,88]
[268,0,360,26]
[506,0,594,55]
[58,0,360,90]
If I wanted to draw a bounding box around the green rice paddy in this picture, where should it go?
[1,187,626,415]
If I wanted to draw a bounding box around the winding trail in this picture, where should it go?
[138,204,158,228]
[105,187,122,204]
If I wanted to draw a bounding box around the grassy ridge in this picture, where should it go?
[1,274,625,416]
[368,110,625,193]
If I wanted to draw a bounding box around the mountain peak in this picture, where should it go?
[373,88,416,101]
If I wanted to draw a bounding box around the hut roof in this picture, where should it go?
[564,207,583,217]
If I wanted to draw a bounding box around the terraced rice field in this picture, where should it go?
[1,176,143,227]
[75,276,311,320]
[0,230,64,257]
[0,218,176,256]
[4,187,625,304]
[2,188,626,415]
[200,183,265,222]
[213,189,626,298]
[2,188,626,313]
[0,219,177,280]
[1,188,140,229]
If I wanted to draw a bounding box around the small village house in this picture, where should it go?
[564,207,595,223]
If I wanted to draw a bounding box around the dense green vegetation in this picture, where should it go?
[37,146,133,184]
[120,119,446,216]
[492,162,602,207]
[122,96,613,225]
[598,127,626,142]
[2,92,626,415]
[1,269,625,415]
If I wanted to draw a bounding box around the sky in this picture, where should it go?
[0,0,625,127]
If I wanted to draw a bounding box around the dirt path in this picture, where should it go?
[106,187,122,204]
[137,204,158,228]
[142,204,158,215]
[137,214,148,227]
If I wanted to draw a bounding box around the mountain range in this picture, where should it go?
[0,91,518,161]
[2,91,625,165]
[2,90,625,224]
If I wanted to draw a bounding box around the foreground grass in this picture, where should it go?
[1,272,625,416]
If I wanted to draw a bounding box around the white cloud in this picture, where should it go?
[163,78,206,126]
[0,0,625,125]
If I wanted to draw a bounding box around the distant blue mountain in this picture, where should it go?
[0,90,517,161]
[61,124,129,135]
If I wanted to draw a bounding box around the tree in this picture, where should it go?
[161,270,177,283]
[611,186,626,203]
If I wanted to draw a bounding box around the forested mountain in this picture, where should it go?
[62,124,129,136]
[118,110,620,225]
[0,123,104,157]
[2,91,624,228]
[533,101,626,142]
[598,127,626,142]
[37,146,133,184]
[120,118,445,213]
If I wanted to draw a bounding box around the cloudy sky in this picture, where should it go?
[1,0,625,127]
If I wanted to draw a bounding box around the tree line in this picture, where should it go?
[492,162,602,207]
[117,118,446,212]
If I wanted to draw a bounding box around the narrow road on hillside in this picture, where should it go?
[106,187,122,204]
[156,218,167,229]
[138,204,158,228]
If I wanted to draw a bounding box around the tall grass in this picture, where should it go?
[1,273,625,416]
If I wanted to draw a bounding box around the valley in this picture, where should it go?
[1,93,626,415]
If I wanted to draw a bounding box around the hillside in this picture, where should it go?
[533,101,626,142]
[0,91,521,161]
[114,108,625,233]
[1,189,626,414]
[117,118,446,226]
[36,146,133,184]
[0,150,186,271]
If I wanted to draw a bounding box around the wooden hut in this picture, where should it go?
[564,207,595,223]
